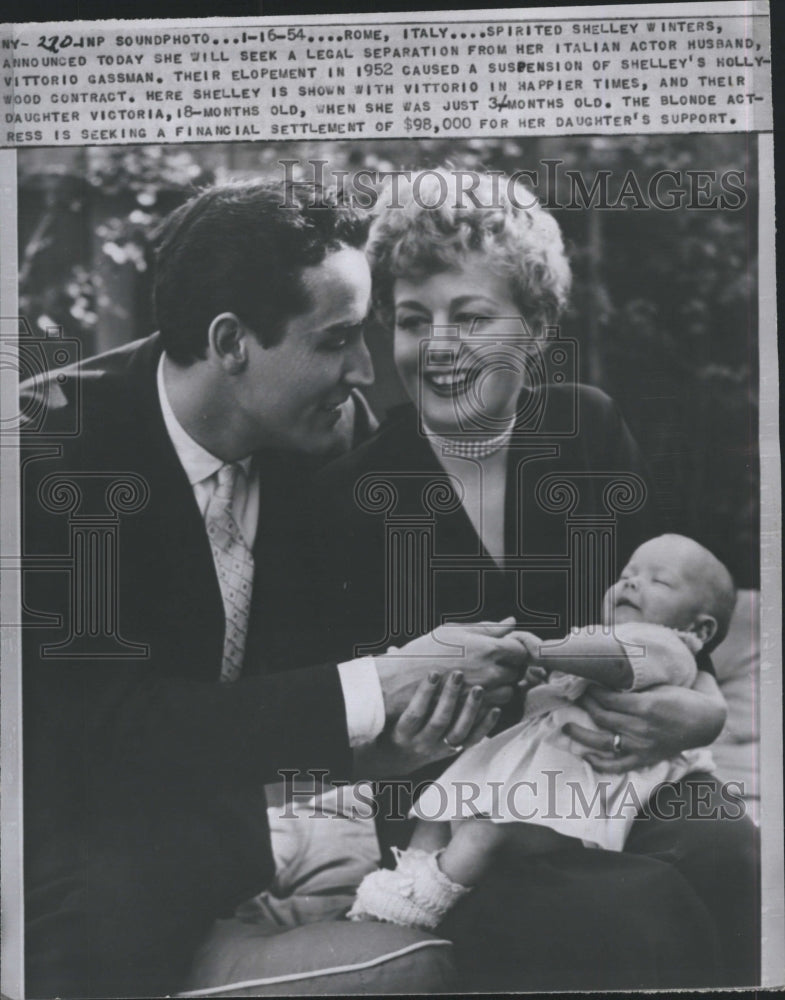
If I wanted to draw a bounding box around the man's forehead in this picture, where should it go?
[297,247,371,323]
[301,244,369,284]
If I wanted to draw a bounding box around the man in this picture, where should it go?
[20,181,521,998]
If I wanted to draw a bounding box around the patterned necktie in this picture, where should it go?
[204,462,255,682]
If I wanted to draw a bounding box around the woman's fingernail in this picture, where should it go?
[451,670,464,685]
[428,671,440,684]
[471,685,483,699]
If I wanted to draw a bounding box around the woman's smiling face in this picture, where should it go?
[393,254,532,436]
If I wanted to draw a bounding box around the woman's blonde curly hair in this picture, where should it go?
[367,167,572,331]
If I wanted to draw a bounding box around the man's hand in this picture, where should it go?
[355,671,500,778]
[375,618,523,721]
[564,672,727,773]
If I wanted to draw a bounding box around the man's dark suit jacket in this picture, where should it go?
[20,333,352,998]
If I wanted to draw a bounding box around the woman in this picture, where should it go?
[308,168,758,989]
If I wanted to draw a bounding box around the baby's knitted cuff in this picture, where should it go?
[347,847,471,930]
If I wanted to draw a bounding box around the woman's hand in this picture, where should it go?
[394,669,501,757]
[356,671,500,779]
[563,672,727,773]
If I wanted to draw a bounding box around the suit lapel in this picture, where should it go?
[111,337,226,681]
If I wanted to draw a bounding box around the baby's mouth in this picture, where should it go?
[615,596,639,610]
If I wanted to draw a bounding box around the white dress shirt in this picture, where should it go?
[156,353,385,746]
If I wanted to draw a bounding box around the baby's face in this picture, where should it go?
[602,536,708,630]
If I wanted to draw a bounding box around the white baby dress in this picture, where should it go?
[412,622,716,851]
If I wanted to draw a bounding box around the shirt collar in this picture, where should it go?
[157,352,253,486]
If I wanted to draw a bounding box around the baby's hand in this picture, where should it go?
[509,631,554,688]
[508,630,543,665]
[522,664,549,688]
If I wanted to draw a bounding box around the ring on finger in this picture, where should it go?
[443,736,464,753]
[612,732,623,756]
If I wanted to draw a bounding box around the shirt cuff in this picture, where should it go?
[337,657,386,748]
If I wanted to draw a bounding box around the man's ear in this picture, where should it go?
[691,614,718,647]
[207,313,248,373]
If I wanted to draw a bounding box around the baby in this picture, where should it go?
[348,534,736,930]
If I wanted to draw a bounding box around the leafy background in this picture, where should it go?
[17,136,759,587]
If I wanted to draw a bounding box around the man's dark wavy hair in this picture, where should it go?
[153,180,371,364]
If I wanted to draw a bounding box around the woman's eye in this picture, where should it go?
[456,313,494,331]
[396,315,429,332]
[456,313,484,329]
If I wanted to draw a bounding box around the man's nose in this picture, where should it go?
[343,335,374,388]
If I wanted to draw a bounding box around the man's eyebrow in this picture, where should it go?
[323,320,364,335]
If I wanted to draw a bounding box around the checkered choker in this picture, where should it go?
[427,419,516,460]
